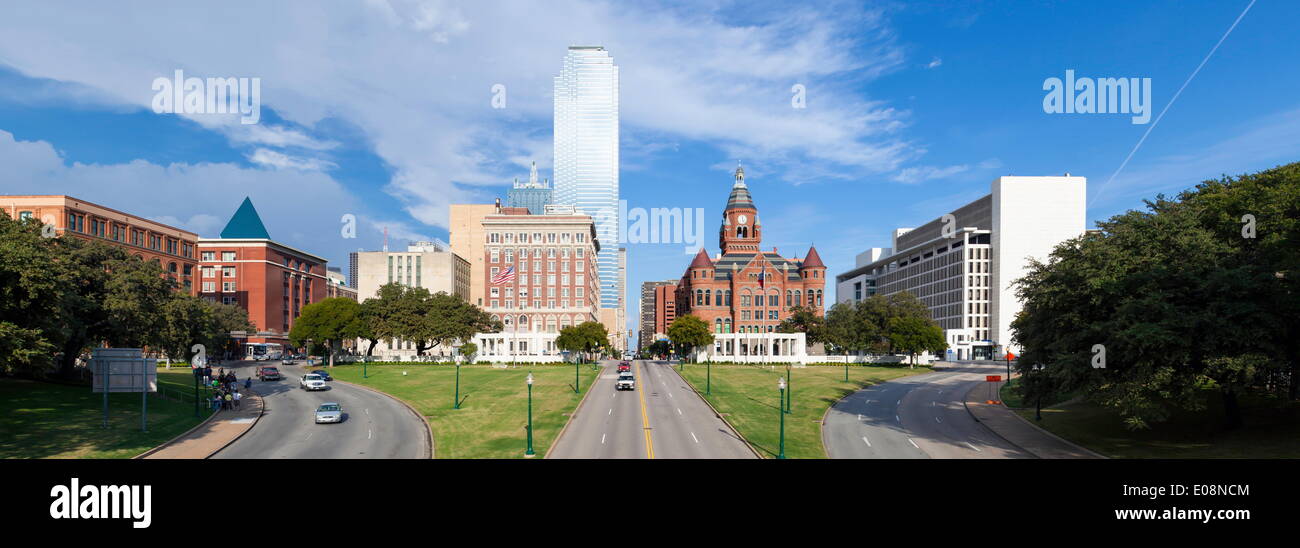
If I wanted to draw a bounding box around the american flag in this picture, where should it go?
[758,268,765,288]
[492,266,516,285]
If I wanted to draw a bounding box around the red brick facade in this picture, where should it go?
[196,240,328,350]
[675,167,826,334]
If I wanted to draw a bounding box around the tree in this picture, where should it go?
[157,294,215,365]
[458,341,478,363]
[821,302,866,356]
[777,304,827,346]
[355,283,405,356]
[556,321,608,363]
[0,214,61,376]
[206,302,255,359]
[886,315,946,368]
[1012,164,1296,430]
[646,339,672,359]
[667,315,714,363]
[289,297,361,367]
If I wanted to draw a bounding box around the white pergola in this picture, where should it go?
[696,332,809,364]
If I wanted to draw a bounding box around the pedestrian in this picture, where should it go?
[212,393,221,411]
[244,377,252,390]
[224,391,233,410]
[233,390,242,409]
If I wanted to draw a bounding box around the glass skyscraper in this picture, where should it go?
[554,46,620,309]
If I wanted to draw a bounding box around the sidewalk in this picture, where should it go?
[141,385,264,459]
[963,380,1105,459]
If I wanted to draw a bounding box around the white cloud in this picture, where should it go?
[926,57,942,69]
[247,148,337,171]
[0,0,920,229]
[892,164,970,184]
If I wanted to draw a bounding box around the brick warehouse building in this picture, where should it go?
[2,195,200,294]
[197,197,328,359]
[674,166,826,360]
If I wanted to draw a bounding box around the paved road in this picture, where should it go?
[823,361,1033,459]
[212,361,428,459]
[548,360,754,459]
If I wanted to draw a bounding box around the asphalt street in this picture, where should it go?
[548,360,754,459]
[211,361,428,459]
[822,361,1033,459]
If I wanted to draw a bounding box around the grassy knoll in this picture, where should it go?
[326,363,598,458]
[1012,389,1300,458]
[677,363,928,459]
[0,368,214,459]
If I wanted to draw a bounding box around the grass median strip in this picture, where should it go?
[0,368,214,459]
[677,363,928,459]
[327,363,598,458]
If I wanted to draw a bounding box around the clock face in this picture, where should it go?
[737,214,748,225]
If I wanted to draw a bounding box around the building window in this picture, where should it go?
[221,251,236,261]
[201,251,214,261]
[223,281,236,292]
[223,266,236,277]
[202,281,214,292]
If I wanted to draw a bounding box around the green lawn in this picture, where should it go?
[0,368,214,459]
[677,363,929,459]
[1014,389,1300,458]
[326,363,599,458]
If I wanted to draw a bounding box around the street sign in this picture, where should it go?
[986,375,1001,382]
[91,348,156,393]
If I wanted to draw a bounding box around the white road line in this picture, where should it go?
[936,416,942,423]
[676,408,682,415]
[908,438,919,449]
[966,442,982,452]
[861,436,871,447]
[669,393,674,398]
[608,408,613,415]
[896,414,901,422]
[601,433,606,444]
[365,408,370,415]
[691,432,699,444]
[897,399,901,406]
[368,429,372,440]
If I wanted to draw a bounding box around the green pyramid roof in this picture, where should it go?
[219,197,271,239]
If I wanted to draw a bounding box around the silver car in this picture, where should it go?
[315,403,343,424]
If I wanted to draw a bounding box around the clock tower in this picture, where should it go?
[719,165,761,254]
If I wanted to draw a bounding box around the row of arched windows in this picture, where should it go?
[492,313,590,333]
[693,288,823,307]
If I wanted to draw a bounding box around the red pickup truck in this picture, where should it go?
[257,366,282,381]
[617,361,631,373]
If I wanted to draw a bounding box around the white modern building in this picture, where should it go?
[553,45,620,313]
[835,175,1086,360]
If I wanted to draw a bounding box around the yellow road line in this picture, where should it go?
[635,360,654,459]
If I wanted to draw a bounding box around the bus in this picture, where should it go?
[243,343,284,361]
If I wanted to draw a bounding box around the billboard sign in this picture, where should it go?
[91,348,157,393]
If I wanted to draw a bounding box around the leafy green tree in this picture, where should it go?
[886,315,946,368]
[355,283,405,356]
[667,315,714,363]
[821,302,866,356]
[458,341,478,362]
[646,339,672,359]
[556,321,609,363]
[0,214,61,375]
[289,297,362,367]
[206,301,254,359]
[777,304,827,345]
[157,294,215,365]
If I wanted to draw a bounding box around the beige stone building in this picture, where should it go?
[449,203,496,308]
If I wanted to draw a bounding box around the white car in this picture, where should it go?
[616,373,635,391]
[300,374,327,391]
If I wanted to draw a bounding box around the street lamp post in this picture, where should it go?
[574,359,580,394]
[706,360,711,396]
[525,372,535,457]
[777,376,786,459]
[454,362,461,409]
[784,365,792,414]
[193,370,200,418]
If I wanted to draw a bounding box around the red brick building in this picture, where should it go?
[1,195,200,294]
[675,166,826,334]
[197,198,328,358]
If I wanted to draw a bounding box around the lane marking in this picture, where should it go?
[676,408,682,416]
[368,429,372,439]
[935,416,942,423]
[861,436,871,447]
[669,392,674,398]
[896,414,901,423]
[908,438,919,449]
[608,408,613,415]
[601,433,606,445]
[966,442,982,452]
[365,408,370,415]
[635,361,655,459]
[897,399,901,406]
[691,432,699,444]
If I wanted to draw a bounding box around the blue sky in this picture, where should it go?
[2,0,1297,341]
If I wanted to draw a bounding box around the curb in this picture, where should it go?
[204,387,266,459]
[959,381,1108,460]
[334,378,435,459]
[133,406,222,459]
[671,362,763,459]
[545,361,603,459]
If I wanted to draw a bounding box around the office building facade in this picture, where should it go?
[554,45,620,311]
[834,175,1086,360]
[507,161,554,215]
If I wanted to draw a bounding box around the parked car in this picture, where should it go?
[315,403,343,424]
[300,374,327,391]
[616,372,635,391]
[310,369,333,381]
[257,366,282,381]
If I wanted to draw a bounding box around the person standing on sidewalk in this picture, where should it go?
[224,391,233,410]
[233,390,242,409]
